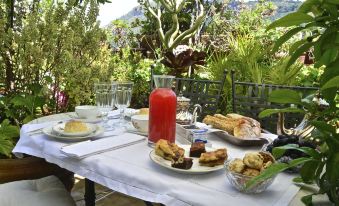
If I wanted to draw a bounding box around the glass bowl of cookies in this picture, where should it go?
[224,152,276,193]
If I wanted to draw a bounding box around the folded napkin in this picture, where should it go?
[22,120,68,134]
[61,133,146,159]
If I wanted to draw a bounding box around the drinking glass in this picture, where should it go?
[115,82,133,125]
[94,83,117,130]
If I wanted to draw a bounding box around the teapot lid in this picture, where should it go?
[177,93,190,102]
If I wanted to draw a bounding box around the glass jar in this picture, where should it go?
[176,94,191,125]
[148,75,177,146]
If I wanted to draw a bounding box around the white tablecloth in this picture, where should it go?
[13,113,301,206]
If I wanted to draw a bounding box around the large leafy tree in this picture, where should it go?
[0,0,113,113]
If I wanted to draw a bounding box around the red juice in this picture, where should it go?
[148,88,177,144]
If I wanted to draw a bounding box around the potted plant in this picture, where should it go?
[246,0,339,205]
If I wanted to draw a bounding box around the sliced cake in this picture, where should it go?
[199,148,228,167]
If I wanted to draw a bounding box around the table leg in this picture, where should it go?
[85,178,96,206]
[144,201,154,206]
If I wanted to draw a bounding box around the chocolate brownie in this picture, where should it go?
[189,142,206,157]
[171,157,193,170]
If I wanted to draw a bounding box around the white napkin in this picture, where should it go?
[61,133,146,159]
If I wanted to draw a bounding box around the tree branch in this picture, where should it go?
[144,0,165,44]
[169,1,205,49]
[164,12,179,49]
[158,0,174,12]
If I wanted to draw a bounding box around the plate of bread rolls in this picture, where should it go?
[202,113,269,146]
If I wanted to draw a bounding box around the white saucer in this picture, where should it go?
[52,122,97,137]
[42,125,104,141]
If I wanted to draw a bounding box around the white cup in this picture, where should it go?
[131,115,149,133]
[75,105,99,119]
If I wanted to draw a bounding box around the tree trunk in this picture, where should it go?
[4,0,15,93]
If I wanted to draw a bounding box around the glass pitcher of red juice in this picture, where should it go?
[148,75,177,146]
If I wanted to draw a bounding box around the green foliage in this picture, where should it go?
[246,157,314,188]
[110,48,153,108]
[265,57,305,86]
[0,119,19,158]
[0,0,113,113]
[106,19,139,49]
[0,84,47,125]
[296,65,323,87]
[252,1,339,202]
[139,0,205,50]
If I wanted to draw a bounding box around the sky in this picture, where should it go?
[97,0,139,27]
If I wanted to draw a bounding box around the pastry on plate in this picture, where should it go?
[199,148,228,167]
[64,120,89,133]
[155,139,184,161]
[189,142,206,157]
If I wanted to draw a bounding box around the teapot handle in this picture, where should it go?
[190,104,202,125]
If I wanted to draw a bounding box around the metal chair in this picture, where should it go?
[150,65,227,120]
[230,70,318,133]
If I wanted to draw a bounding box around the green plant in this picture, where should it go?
[106,19,139,49]
[161,45,206,76]
[0,119,20,158]
[0,0,113,112]
[246,0,339,204]
[139,0,205,50]
[296,65,324,87]
[0,84,46,125]
[265,56,305,86]
[110,48,153,108]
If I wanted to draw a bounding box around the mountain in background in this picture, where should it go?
[113,0,302,27]
[118,5,144,23]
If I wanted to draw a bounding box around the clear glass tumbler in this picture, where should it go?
[115,81,134,125]
[94,82,117,130]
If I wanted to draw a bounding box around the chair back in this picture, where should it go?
[150,66,227,120]
[230,70,318,133]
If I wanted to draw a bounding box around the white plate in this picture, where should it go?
[149,145,225,174]
[42,125,104,141]
[52,122,97,137]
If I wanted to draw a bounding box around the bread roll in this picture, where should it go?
[234,119,259,138]
[203,115,235,134]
